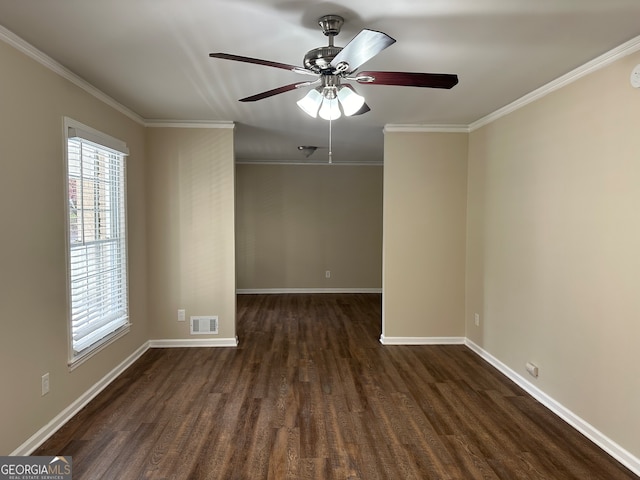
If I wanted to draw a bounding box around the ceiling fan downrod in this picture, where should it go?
[303,15,345,73]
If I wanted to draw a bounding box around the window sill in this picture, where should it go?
[68,324,131,371]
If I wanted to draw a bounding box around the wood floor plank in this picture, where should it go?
[33,294,638,479]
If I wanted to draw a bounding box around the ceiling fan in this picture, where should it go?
[209,14,458,120]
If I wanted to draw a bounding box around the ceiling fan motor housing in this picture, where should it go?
[303,46,342,73]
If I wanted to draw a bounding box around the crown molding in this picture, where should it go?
[469,34,640,131]
[0,26,234,130]
[144,120,235,129]
[235,160,383,166]
[386,35,640,134]
[0,25,146,126]
[4,23,639,137]
[384,124,469,134]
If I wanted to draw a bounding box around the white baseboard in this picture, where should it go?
[465,339,640,477]
[237,288,382,294]
[12,333,639,476]
[11,341,150,456]
[149,337,239,348]
[379,335,465,345]
[12,337,238,455]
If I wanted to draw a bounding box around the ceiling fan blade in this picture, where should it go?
[239,82,309,102]
[209,53,316,76]
[355,71,459,89]
[330,29,396,74]
[351,102,371,116]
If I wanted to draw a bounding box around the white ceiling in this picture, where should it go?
[1,0,640,164]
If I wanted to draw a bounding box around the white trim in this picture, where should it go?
[469,34,640,131]
[385,36,640,134]
[11,341,150,456]
[3,24,640,139]
[11,332,640,475]
[13,337,240,455]
[68,325,131,371]
[144,120,235,129]
[235,160,384,166]
[149,337,239,348]
[465,339,640,477]
[65,116,129,155]
[384,124,469,134]
[379,335,465,345]
[0,25,145,126]
[5,23,639,141]
[237,288,383,294]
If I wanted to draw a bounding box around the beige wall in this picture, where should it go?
[466,51,640,458]
[0,40,148,454]
[235,164,383,290]
[146,127,236,340]
[3,21,639,467]
[383,132,468,339]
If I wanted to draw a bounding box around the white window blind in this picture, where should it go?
[66,121,129,360]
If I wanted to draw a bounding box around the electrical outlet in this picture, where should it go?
[325,270,331,278]
[41,373,50,396]
[178,309,186,322]
[474,313,480,326]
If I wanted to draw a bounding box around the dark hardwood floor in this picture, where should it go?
[35,294,637,479]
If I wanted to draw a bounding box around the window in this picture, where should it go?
[64,118,130,366]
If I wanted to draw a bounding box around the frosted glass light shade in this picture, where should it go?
[297,89,323,118]
[319,98,341,120]
[337,87,365,116]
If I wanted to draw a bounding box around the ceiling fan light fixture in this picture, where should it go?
[297,88,323,117]
[319,97,341,120]
[337,86,365,116]
[297,145,318,158]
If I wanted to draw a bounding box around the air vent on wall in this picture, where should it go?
[190,316,218,335]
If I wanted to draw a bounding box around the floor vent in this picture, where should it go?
[190,315,218,335]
